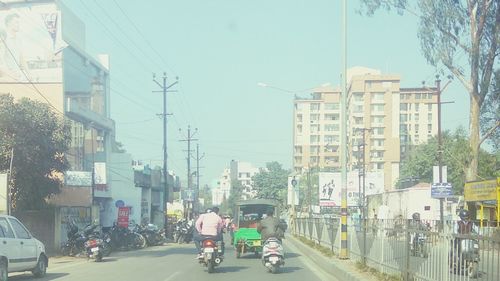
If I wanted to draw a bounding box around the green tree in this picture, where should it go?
[297,168,319,213]
[252,161,289,204]
[481,69,500,150]
[359,0,500,182]
[398,127,498,194]
[0,94,71,210]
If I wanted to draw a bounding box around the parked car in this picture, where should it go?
[0,215,48,281]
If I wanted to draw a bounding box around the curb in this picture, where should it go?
[286,234,373,281]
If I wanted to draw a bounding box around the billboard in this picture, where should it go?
[464,179,498,202]
[93,162,107,191]
[0,3,66,83]
[0,173,7,214]
[65,171,92,186]
[319,171,384,207]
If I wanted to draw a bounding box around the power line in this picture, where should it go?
[111,0,177,76]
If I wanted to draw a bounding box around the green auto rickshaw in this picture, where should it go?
[232,199,279,258]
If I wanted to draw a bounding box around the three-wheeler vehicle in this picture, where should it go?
[232,199,278,258]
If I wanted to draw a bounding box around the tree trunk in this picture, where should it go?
[466,94,481,182]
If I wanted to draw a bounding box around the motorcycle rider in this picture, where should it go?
[194,207,225,259]
[409,212,427,253]
[450,209,479,270]
[257,207,285,241]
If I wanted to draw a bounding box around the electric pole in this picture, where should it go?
[180,125,198,219]
[153,73,178,233]
[340,0,348,260]
[194,143,205,213]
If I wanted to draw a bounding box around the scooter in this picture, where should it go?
[451,238,480,278]
[262,237,285,274]
[84,236,104,262]
[198,238,223,273]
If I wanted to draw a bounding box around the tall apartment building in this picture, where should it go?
[399,87,439,159]
[292,67,440,191]
[347,67,401,190]
[293,86,343,172]
[230,160,259,199]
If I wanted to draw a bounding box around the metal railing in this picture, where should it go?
[295,217,500,281]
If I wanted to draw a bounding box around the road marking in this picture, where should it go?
[163,271,180,281]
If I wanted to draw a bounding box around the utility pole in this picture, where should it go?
[7,147,14,215]
[153,73,178,232]
[194,143,205,214]
[340,0,349,259]
[180,126,198,219]
[355,127,371,265]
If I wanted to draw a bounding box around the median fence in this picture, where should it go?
[295,217,500,281]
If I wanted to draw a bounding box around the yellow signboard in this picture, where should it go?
[464,179,498,202]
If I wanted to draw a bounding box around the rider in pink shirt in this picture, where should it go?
[194,207,224,257]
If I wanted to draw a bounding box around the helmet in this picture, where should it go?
[205,208,212,213]
[412,212,420,221]
[458,209,470,220]
[212,207,220,214]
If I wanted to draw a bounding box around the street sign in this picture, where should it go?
[182,190,195,202]
[117,207,130,228]
[431,182,452,199]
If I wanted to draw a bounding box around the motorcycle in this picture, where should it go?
[61,221,87,256]
[135,224,163,247]
[261,237,285,274]
[198,238,223,273]
[173,219,194,244]
[450,238,480,278]
[84,236,105,262]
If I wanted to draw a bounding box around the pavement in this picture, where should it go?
[286,234,379,281]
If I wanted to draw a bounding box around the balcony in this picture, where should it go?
[66,98,115,131]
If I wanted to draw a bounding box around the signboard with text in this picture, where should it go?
[117,207,130,228]
[464,179,498,202]
[431,183,453,199]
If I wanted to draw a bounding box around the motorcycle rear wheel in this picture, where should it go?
[207,262,215,273]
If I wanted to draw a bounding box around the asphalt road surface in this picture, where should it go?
[8,240,336,281]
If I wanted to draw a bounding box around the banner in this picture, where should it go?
[65,171,92,186]
[287,175,299,206]
[117,207,130,228]
[93,162,107,191]
[0,3,66,83]
[0,173,7,214]
[319,171,384,207]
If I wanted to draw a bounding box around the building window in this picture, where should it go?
[372,116,384,124]
[325,103,339,110]
[294,146,302,154]
[415,124,419,134]
[400,103,408,111]
[310,124,320,133]
[310,114,320,121]
[295,103,304,111]
[353,105,364,113]
[325,156,339,163]
[370,151,384,158]
[297,114,303,123]
[400,114,408,122]
[294,156,302,164]
[310,156,319,164]
[373,128,384,135]
[415,113,419,122]
[377,163,384,169]
[324,135,339,144]
[324,124,339,131]
[428,113,432,121]
[310,145,319,154]
[354,92,364,101]
[354,117,363,125]
[415,103,420,111]
[427,124,432,134]
[416,93,422,99]
[324,114,339,121]
[371,92,384,101]
[371,104,385,112]
[310,103,320,111]
[310,135,320,143]
[400,124,408,134]
[297,124,303,133]
[427,103,432,111]
[371,139,384,147]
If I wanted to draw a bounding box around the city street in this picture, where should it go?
[7,241,336,281]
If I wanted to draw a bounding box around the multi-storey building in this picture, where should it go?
[230,160,259,199]
[399,87,439,159]
[293,86,342,172]
[347,67,401,190]
[212,168,231,206]
[292,67,440,191]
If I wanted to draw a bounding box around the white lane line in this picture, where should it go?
[163,271,180,281]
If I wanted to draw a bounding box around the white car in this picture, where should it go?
[0,215,48,281]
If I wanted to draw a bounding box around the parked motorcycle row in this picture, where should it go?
[61,221,166,262]
[172,219,194,244]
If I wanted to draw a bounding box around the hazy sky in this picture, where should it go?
[61,0,471,187]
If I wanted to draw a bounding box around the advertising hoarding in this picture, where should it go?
[319,171,384,207]
[0,3,67,83]
[93,162,107,191]
[117,207,130,228]
[65,171,92,186]
[464,179,498,202]
[287,175,299,206]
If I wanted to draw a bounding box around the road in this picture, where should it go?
[8,240,336,281]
